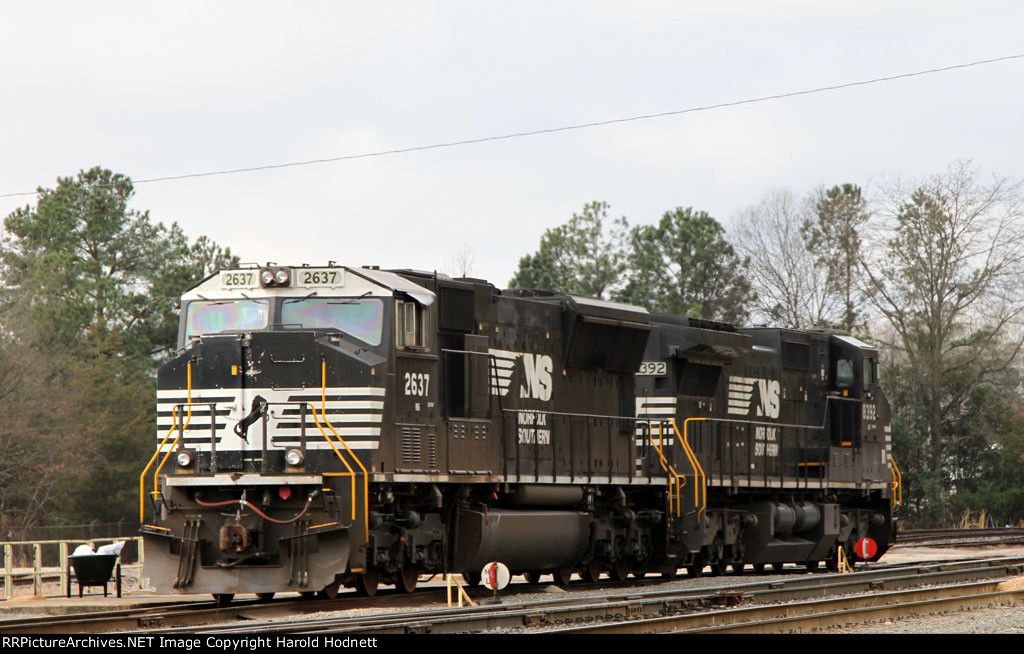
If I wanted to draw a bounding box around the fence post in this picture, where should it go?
[3,544,11,601]
[138,535,147,590]
[59,542,68,597]
[33,543,42,597]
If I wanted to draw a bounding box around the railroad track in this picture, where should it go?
[0,590,452,635]
[0,577,650,634]
[6,556,1022,634]
[896,527,1024,546]
[138,556,1024,635]
[554,577,1024,634]
[0,599,219,634]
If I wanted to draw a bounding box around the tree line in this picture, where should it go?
[0,167,236,538]
[510,161,1024,527]
[1,162,1021,535]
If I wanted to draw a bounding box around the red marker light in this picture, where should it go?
[855,537,877,560]
[279,486,292,501]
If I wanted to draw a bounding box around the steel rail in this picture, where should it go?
[159,557,1024,635]
[551,579,1024,634]
[0,600,210,634]
[897,528,1024,543]
[9,557,1023,635]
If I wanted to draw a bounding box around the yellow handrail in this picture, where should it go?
[139,363,193,522]
[890,456,903,508]
[319,361,370,540]
[140,405,179,522]
[664,422,685,514]
[675,417,707,519]
[645,420,684,517]
[305,402,357,521]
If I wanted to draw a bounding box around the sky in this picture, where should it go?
[1,1,1022,287]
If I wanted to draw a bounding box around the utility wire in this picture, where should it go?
[2,52,1023,199]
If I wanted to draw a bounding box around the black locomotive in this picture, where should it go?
[140,264,897,599]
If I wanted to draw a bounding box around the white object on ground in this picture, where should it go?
[96,541,126,556]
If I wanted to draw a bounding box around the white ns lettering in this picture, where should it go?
[520,354,553,401]
[756,379,780,419]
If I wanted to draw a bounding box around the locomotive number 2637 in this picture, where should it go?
[404,372,431,396]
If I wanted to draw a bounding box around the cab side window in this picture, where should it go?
[836,358,854,388]
[396,300,429,350]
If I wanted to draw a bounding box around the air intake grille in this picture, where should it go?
[401,425,422,463]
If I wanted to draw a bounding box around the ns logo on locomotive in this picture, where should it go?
[140,264,899,600]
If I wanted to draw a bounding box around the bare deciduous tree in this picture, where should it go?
[732,189,841,328]
[444,242,476,279]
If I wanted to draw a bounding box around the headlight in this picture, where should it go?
[259,266,292,288]
[285,448,304,466]
[176,451,193,467]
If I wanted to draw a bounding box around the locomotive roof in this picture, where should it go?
[349,267,435,306]
[181,263,436,304]
[564,295,649,322]
[502,289,649,324]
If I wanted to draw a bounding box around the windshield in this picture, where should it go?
[185,299,270,339]
[281,297,384,345]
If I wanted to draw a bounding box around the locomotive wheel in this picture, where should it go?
[213,593,234,607]
[523,570,544,584]
[710,560,727,576]
[256,592,275,601]
[771,562,785,572]
[729,562,745,575]
[582,560,603,583]
[356,569,380,597]
[461,571,481,587]
[804,560,820,573]
[661,563,679,580]
[396,566,418,593]
[300,591,316,600]
[752,563,766,574]
[553,567,574,587]
[609,559,630,582]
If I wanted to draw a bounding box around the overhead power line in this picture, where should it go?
[2,52,1023,199]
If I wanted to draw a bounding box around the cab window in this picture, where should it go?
[396,300,429,349]
[184,299,269,340]
[281,297,384,345]
[836,359,854,388]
